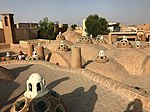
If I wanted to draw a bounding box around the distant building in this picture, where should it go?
[0,13,38,44]
[0,20,3,28]
[16,22,38,28]
[120,25,137,32]
[82,19,87,36]
[124,27,137,32]
[108,22,121,32]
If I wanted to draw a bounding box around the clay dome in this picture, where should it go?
[112,49,146,75]
[116,36,133,48]
[50,51,71,67]
[77,36,93,44]
[43,40,73,52]
[95,35,107,44]
[28,73,43,83]
[95,50,109,63]
[134,41,142,48]
[72,44,107,61]
[57,41,69,51]
[56,32,65,40]
[63,29,81,43]
[26,51,43,60]
[85,60,130,82]
[10,73,67,112]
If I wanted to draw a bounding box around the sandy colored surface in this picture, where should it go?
[63,30,81,44]
[1,64,149,112]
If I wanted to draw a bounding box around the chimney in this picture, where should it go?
[71,47,82,68]
[27,44,34,57]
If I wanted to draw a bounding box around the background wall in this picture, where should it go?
[15,28,37,42]
[0,29,5,43]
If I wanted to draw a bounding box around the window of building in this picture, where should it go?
[4,16,8,26]
[37,82,41,92]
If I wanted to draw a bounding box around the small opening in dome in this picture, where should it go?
[55,105,65,112]
[33,98,49,112]
[56,62,59,66]
[38,58,41,60]
[37,82,41,92]
[134,87,140,90]
[29,83,32,91]
[15,99,26,111]
[50,90,60,99]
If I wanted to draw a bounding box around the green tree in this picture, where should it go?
[71,24,77,30]
[85,14,109,37]
[37,17,58,40]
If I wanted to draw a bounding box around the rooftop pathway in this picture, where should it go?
[0,63,150,112]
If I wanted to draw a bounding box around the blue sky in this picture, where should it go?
[0,0,150,25]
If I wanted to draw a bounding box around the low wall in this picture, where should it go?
[19,41,30,48]
[0,60,150,110]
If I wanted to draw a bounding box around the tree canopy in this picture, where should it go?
[37,17,58,40]
[85,14,109,37]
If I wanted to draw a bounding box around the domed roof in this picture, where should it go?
[11,90,66,112]
[63,29,81,43]
[43,40,73,52]
[111,48,146,75]
[56,32,65,40]
[72,44,107,61]
[86,60,130,82]
[26,51,43,60]
[77,36,93,44]
[28,73,43,82]
[95,35,107,44]
[10,73,67,112]
[50,51,71,67]
[95,50,109,63]
[116,36,133,48]
[57,41,69,51]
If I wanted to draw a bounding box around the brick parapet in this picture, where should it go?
[0,60,150,110]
